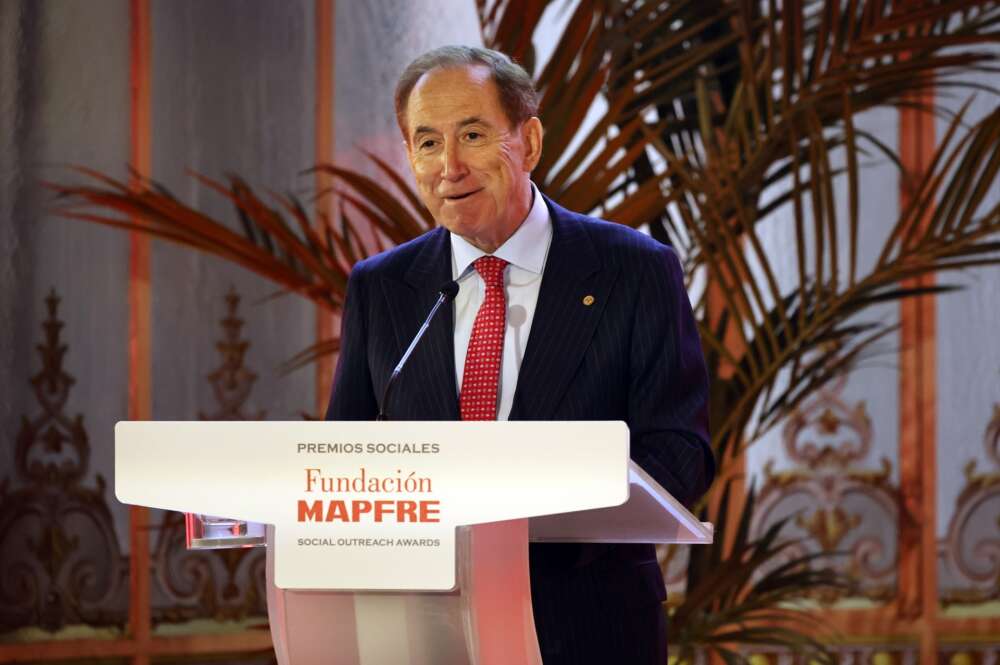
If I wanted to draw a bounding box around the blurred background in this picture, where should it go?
[1,1,999,663]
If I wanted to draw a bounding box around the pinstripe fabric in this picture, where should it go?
[327,195,714,664]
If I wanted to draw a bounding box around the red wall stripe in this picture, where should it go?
[897,84,937,659]
[128,1,152,662]
[315,0,336,417]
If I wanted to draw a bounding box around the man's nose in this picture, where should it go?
[441,141,468,181]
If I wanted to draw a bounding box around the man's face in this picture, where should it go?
[403,65,542,252]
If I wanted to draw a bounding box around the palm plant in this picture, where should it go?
[670,481,847,664]
[48,0,1000,659]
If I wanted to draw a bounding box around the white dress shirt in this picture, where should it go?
[451,184,553,421]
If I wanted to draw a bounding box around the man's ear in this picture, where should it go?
[521,116,543,172]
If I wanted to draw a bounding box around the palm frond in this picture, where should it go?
[696,103,1000,461]
[46,167,349,308]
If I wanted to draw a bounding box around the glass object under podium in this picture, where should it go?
[185,513,266,549]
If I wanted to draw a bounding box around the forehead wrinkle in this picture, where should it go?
[458,116,490,128]
[415,116,492,135]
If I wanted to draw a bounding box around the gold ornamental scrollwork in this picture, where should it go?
[938,402,1000,606]
[751,375,899,605]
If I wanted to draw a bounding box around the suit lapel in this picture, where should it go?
[510,198,618,419]
[379,228,460,420]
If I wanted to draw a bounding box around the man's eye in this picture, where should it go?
[419,139,438,150]
[465,131,483,141]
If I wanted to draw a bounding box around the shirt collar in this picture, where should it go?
[451,182,552,280]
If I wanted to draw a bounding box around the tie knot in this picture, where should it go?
[474,256,508,288]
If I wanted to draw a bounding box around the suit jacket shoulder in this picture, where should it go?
[348,226,450,284]
[543,196,682,277]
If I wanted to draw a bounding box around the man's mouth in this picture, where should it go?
[443,189,482,201]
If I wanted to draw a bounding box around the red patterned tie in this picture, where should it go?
[460,256,509,421]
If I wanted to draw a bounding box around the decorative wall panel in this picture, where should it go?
[747,105,902,480]
[750,375,899,603]
[0,0,132,559]
[934,43,1000,607]
[0,292,128,634]
[938,403,1000,606]
[746,107,902,606]
[198,289,266,422]
[0,0,132,641]
[151,290,266,625]
[149,0,316,425]
[687,642,1000,664]
[741,645,921,664]
[938,644,1000,664]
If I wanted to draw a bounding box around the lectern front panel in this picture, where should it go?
[266,523,543,665]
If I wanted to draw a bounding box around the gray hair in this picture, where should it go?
[394,45,539,137]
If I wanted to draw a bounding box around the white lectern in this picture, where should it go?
[115,421,712,665]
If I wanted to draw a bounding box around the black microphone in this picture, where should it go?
[378,280,460,421]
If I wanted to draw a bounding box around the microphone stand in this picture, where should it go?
[378,281,459,420]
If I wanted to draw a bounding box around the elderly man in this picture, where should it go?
[327,45,714,664]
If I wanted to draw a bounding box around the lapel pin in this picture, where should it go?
[582,295,595,306]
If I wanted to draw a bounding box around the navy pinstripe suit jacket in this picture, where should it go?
[326,195,714,656]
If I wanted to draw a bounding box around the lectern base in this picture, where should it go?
[265,522,542,665]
